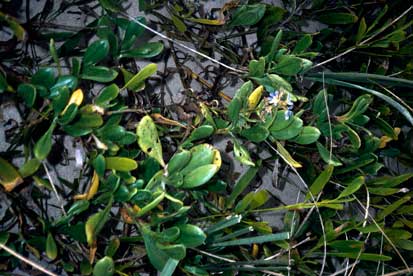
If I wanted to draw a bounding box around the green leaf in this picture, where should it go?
[71,112,103,129]
[227,163,260,207]
[367,173,413,187]
[98,0,120,12]
[306,78,413,126]
[275,141,302,168]
[80,260,93,275]
[19,158,41,178]
[377,196,411,221]
[137,115,165,167]
[52,87,70,114]
[329,252,391,262]
[140,225,170,270]
[233,139,255,167]
[119,42,164,59]
[356,18,367,43]
[99,125,126,141]
[318,12,358,25]
[335,154,375,174]
[205,215,242,235]
[124,63,157,91]
[95,84,120,107]
[269,110,294,132]
[236,190,270,212]
[34,119,57,160]
[293,34,312,54]
[167,150,191,175]
[227,97,242,122]
[271,117,303,140]
[290,126,321,144]
[329,240,365,253]
[182,164,219,188]
[17,84,37,107]
[248,57,266,78]
[57,104,78,125]
[211,232,290,247]
[337,176,365,199]
[105,157,138,172]
[83,40,109,66]
[122,17,145,49]
[46,232,58,260]
[0,72,7,93]
[160,258,179,276]
[343,124,361,149]
[241,125,269,142]
[171,14,187,32]
[0,11,25,40]
[81,66,118,83]
[93,256,114,276]
[32,67,56,88]
[176,224,206,247]
[135,192,165,217]
[306,165,334,200]
[0,232,9,245]
[67,200,90,218]
[85,198,112,246]
[157,243,186,260]
[316,142,342,166]
[337,95,373,123]
[228,4,266,27]
[49,39,61,74]
[266,30,283,63]
[183,125,215,145]
[50,75,78,96]
[272,55,311,76]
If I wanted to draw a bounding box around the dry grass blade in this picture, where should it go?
[311,5,413,69]
[0,244,58,276]
[119,11,248,74]
[264,141,328,276]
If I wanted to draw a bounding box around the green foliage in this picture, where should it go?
[1,1,413,275]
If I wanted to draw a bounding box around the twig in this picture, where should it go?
[264,141,328,276]
[42,162,67,216]
[119,11,248,74]
[382,267,413,276]
[311,5,413,69]
[322,73,333,161]
[0,244,58,276]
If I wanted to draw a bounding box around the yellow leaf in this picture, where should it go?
[73,193,88,200]
[212,148,222,168]
[74,170,99,200]
[379,135,392,148]
[247,85,264,110]
[252,244,259,258]
[62,88,84,114]
[276,141,302,168]
[0,157,23,192]
[186,17,225,25]
[394,127,401,140]
[151,113,187,128]
[86,170,99,200]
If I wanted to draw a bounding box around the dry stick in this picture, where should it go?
[311,5,413,69]
[264,141,327,276]
[42,162,67,216]
[119,11,248,74]
[322,72,334,162]
[374,82,413,114]
[329,262,360,276]
[352,196,411,272]
[382,267,413,276]
[0,244,58,276]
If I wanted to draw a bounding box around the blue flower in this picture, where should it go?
[284,109,293,120]
[268,91,280,106]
